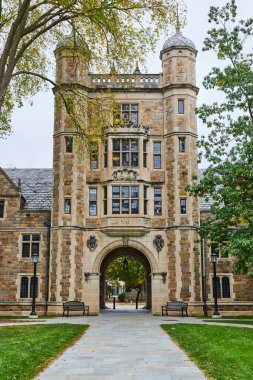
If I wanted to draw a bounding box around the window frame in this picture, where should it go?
[112,138,139,168]
[0,199,5,218]
[154,187,162,216]
[143,140,148,168]
[112,185,139,215]
[19,275,39,299]
[21,234,41,259]
[212,275,231,299]
[178,137,186,153]
[64,198,71,214]
[153,141,162,169]
[90,142,99,170]
[180,198,187,214]
[65,136,73,153]
[178,99,185,114]
[114,103,139,126]
[89,188,97,216]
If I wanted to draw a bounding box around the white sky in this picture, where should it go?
[0,0,251,169]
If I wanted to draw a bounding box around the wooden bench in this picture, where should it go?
[162,301,188,317]
[63,301,89,317]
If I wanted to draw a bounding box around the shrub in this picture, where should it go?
[118,293,125,302]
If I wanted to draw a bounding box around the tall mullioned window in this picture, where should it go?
[112,186,139,214]
[153,142,161,169]
[20,276,38,298]
[212,276,231,298]
[154,188,162,215]
[112,139,139,167]
[22,234,40,258]
[0,200,4,218]
[114,104,139,125]
[89,188,97,216]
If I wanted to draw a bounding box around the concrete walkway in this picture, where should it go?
[36,312,206,380]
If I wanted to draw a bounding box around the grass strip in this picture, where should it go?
[162,323,253,380]
[203,320,253,325]
[0,323,88,380]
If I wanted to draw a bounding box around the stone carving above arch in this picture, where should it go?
[92,239,158,273]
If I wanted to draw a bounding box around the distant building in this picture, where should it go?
[0,28,252,316]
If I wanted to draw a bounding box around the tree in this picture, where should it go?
[0,0,181,138]
[106,257,146,293]
[187,0,253,275]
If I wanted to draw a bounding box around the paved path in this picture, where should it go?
[37,312,206,380]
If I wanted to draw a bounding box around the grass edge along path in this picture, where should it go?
[0,323,88,380]
[203,320,253,325]
[161,323,253,380]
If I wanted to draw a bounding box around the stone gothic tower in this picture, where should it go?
[48,29,201,315]
[160,29,200,303]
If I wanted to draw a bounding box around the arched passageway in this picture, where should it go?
[99,247,152,310]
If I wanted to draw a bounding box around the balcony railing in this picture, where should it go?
[90,74,161,89]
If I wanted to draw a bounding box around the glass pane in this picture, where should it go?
[89,201,97,216]
[30,277,38,298]
[122,199,129,214]
[131,139,138,151]
[131,199,139,214]
[91,159,98,169]
[213,277,221,298]
[103,200,107,215]
[0,200,4,218]
[104,187,107,199]
[112,153,120,167]
[154,201,162,215]
[131,104,138,111]
[154,188,162,199]
[153,142,161,153]
[153,155,161,169]
[122,104,130,110]
[180,199,186,214]
[64,199,71,214]
[121,186,129,198]
[144,200,148,215]
[112,200,120,214]
[113,139,120,151]
[23,234,30,241]
[112,186,120,198]
[143,140,147,152]
[122,112,129,121]
[131,152,139,167]
[178,99,184,114]
[32,243,39,255]
[144,186,148,199]
[131,186,139,198]
[22,243,30,258]
[20,277,29,298]
[122,152,130,166]
[222,277,230,298]
[179,137,185,152]
[89,188,97,200]
[66,137,73,153]
[131,112,138,125]
[122,139,130,151]
[32,235,40,241]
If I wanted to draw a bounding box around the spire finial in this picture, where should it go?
[133,62,141,75]
[176,3,180,33]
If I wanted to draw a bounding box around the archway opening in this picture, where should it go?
[100,247,152,311]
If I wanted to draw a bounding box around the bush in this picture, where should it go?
[118,293,125,302]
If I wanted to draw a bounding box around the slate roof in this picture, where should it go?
[4,168,211,212]
[163,29,196,51]
[4,168,52,211]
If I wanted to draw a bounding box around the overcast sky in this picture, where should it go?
[0,0,252,169]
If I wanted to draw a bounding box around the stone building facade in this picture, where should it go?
[0,29,252,316]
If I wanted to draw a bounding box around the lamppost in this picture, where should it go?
[211,251,220,318]
[122,257,128,270]
[29,251,39,319]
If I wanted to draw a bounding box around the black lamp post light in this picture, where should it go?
[122,257,129,271]
[211,251,221,319]
[29,251,39,319]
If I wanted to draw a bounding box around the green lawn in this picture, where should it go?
[203,320,253,325]
[0,323,88,380]
[162,324,253,380]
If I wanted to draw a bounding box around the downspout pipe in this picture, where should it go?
[201,234,208,316]
[44,220,51,316]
